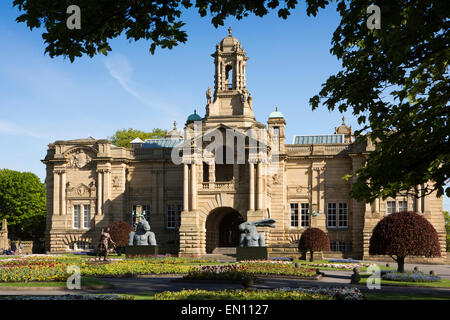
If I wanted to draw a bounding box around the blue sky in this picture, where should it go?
[0,2,448,211]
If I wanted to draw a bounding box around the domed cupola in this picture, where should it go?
[186,110,202,124]
[269,107,284,119]
[219,27,241,52]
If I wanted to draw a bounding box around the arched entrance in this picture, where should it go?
[205,207,244,253]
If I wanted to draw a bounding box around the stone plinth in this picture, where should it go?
[125,245,158,256]
[236,246,268,261]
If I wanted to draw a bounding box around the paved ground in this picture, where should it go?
[1,271,449,298]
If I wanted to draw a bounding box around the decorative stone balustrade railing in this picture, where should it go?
[286,144,350,156]
[200,181,235,191]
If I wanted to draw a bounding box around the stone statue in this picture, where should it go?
[128,216,157,246]
[239,219,276,247]
[206,87,212,104]
[247,92,253,109]
[96,227,116,261]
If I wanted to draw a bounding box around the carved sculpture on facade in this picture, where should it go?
[128,216,157,246]
[247,92,253,109]
[206,87,212,104]
[238,219,276,247]
[112,176,120,191]
[68,150,92,169]
[272,174,280,185]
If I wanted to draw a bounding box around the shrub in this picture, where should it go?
[369,211,441,272]
[298,228,330,261]
[107,221,133,248]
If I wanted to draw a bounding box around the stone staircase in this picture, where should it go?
[203,247,236,262]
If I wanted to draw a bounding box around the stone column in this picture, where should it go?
[318,168,325,216]
[417,184,423,213]
[249,162,255,210]
[256,162,263,210]
[152,170,158,214]
[191,164,197,210]
[53,170,60,216]
[209,162,215,183]
[103,169,110,215]
[233,163,239,187]
[60,170,66,215]
[183,164,189,211]
[97,170,103,215]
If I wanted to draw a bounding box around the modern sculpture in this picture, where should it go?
[238,219,276,247]
[237,219,276,261]
[128,217,157,246]
[96,227,116,261]
[125,215,158,256]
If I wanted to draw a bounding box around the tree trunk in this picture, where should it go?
[396,256,405,273]
[310,250,314,262]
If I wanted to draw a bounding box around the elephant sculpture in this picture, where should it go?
[238,219,276,247]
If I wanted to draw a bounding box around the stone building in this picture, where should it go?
[42,30,446,260]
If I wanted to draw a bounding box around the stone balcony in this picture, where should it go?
[200,181,235,192]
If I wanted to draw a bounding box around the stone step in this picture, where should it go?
[212,247,237,255]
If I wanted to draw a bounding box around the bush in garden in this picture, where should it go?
[369,211,441,273]
[298,228,330,261]
[106,221,133,251]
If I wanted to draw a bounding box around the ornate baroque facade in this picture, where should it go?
[43,30,447,260]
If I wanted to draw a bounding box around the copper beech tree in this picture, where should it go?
[298,227,330,262]
[106,221,133,254]
[369,211,441,273]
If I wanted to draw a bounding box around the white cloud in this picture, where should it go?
[104,54,184,122]
[0,119,44,139]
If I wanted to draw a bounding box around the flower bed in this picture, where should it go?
[305,262,376,270]
[241,262,316,277]
[240,260,291,264]
[80,259,192,277]
[0,258,70,282]
[3,294,133,300]
[382,271,441,282]
[183,265,256,281]
[153,287,364,300]
[328,259,360,264]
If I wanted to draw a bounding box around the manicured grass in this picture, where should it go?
[359,274,450,288]
[364,292,450,300]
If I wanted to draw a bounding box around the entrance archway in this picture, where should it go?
[205,207,244,253]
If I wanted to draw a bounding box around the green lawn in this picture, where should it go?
[359,274,450,288]
[364,292,450,300]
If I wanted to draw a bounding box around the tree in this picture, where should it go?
[107,221,133,255]
[12,0,304,62]
[0,169,46,240]
[444,211,450,252]
[369,211,441,272]
[14,1,449,200]
[298,227,330,261]
[310,0,449,202]
[109,128,167,148]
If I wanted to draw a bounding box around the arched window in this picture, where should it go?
[225,65,233,90]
